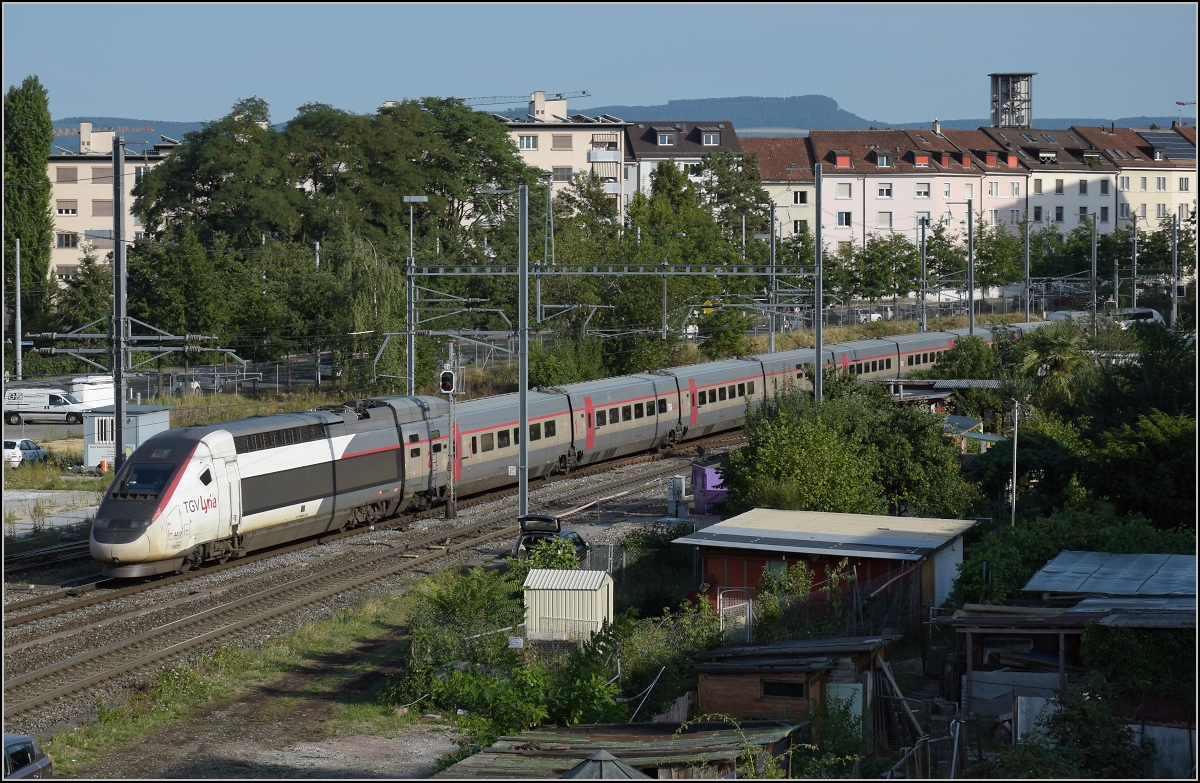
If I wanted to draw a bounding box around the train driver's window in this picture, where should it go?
[596,410,607,427]
[529,423,542,441]
[410,447,421,458]
[481,433,494,452]
[498,430,511,448]
[737,383,745,397]
[634,403,644,419]
[609,407,619,423]
[747,381,755,394]
[718,387,727,401]
[545,420,556,437]
[409,433,419,443]
[658,399,667,414]
[622,405,632,421]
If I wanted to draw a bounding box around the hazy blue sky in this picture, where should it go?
[4,3,1196,124]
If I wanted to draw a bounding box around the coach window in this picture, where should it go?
[634,403,644,419]
[512,427,520,445]
[498,430,511,448]
[609,407,619,423]
[724,385,732,398]
[886,359,892,369]
[529,423,542,441]
[432,443,442,453]
[622,405,632,421]
[481,433,494,452]
[658,399,667,414]
[718,387,726,401]
[871,361,877,372]
[596,410,607,427]
[737,383,745,397]
[545,420,556,437]
[923,352,929,363]
[697,392,705,407]
[747,381,755,395]
[410,447,421,458]
[471,436,478,454]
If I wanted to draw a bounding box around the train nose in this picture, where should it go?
[90,530,151,564]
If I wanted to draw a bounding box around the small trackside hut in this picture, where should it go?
[522,568,613,642]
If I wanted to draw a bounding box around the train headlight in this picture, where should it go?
[93,518,154,531]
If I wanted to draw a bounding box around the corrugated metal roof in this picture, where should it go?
[672,510,975,561]
[700,635,901,658]
[523,568,611,591]
[933,379,1005,389]
[944,415,983,435]
[1022,551,1197,597]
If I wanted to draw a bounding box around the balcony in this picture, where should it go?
[602,181,621,195]
[588,149,621,163]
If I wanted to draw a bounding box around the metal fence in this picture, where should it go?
[582,544,695,615]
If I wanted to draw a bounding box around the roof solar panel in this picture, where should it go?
[1139,131,1197,159]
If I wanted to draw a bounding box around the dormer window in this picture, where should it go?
[876,151,892,167]
[961,153,972,168]
[1006,153,1018,167]
[702,132,720,146]
[833,150,851,168]
[1153,150,1164,161]
[985,152,997,167]
[1038,149,1057,163]
[658,133,675,146]
[913,152,930,167]
[939,152,951,167]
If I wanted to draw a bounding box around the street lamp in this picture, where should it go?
[403,196,428,396]
[480,185,530,517]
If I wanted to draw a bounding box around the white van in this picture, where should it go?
[4,388,91,425]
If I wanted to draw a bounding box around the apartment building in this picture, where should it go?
[938,128,1029,234]
[976,126,1119,236]
[623,120,742,204]
[47,122,175,282]
[495,92,630,222]
[1070,123,1195,230]
[738,137,814,241]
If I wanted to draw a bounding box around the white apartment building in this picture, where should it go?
[1071,124,1195,230]
[47,122,175,282]
[623,120,743,204]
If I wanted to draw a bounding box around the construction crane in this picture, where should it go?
[462,90,589,108]
[1177,100,1196,125]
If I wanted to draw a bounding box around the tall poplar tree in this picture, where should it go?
[4,75,55,332]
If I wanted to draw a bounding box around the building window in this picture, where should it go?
[1119,176,1130,191]
[134,231,144,241]
[56,200,78,216]
[1033,178,1042,194]
[92,166,113,185]
[552,167,573,182]
[988,181,998,197]
[1055,179,1064,194]
[1079,206,1089,224]
[837,211,852,227]
[134,165,149,184]
[551,135,572,151]
[518,135,538,150]
[1010,209,1021,225]
[988,209,1000,224]
[941,210,953,226]
[836,183,852,199]
[1140,177,1147,191]
[1156,176,1167,192]
[1157,203,1168,219]
[658,133,675,146]
[1100,179,1109,195]
[92,199,114,217]
[916,211,931,227]
[1055,206,1064,222]
[624,164,635,181]
[1100,206,1109,223]
[762,680,806,699]
[793,219,808,234]
[1139,203,1147,219]
[1119,203,1130,219]
[877,183,892,198]
[876,152,892,167]
[793,191,808,205]
[943,183,951,198]
[964,183,974,199]
[1180,177,1190,192]
[877,211,892,228]
[56,166,79,183]
[702,132,720,146]
[915,182,930,198]
[1033,206,1043,222]
[1011,182,1020,197]
[56,265,79,281]
[1079,179,1088,195]
[56,233,80,248]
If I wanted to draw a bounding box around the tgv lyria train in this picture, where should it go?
[91,321,1049,577]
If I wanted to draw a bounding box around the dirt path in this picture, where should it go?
[65,645,462,779]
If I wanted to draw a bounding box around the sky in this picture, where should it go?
[4,3,1197,125]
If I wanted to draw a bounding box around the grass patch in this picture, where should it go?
[44,590,414,777]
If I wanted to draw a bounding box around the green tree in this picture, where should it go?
[527,536,579,569]
[924,221,966,282]
[696,149,770,237]
[55,243,112,331]
[973,217,1023,289]
[699,305,753,359]
[4,74,55,332]
[1018,319,1088,407]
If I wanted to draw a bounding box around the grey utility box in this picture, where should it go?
[83,405,172,468]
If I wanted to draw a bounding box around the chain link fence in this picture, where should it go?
[583,543,696,615]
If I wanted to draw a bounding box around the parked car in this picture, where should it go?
[849,309,882,323]
[4,733,52,779]
[4,439,48,468]
[510,514,590,561]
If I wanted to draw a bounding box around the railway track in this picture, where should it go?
[2,453,721,720]
[3,541,93,574]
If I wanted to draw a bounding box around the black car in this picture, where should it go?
[4,733,52,779]
[510,514,590,560]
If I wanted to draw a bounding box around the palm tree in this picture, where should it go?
[1019,320,1087,401]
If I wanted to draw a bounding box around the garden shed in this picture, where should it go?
[523,568,613,641]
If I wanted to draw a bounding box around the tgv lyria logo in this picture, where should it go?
[181,496,218,514]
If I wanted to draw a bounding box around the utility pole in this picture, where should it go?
[518,184,529,517]
[1172,213,1179,327]
[967,198,975,336]
[1024,216,1031,323]
[404,195,427,396]
[113,137,129,469]
[1091,214,1098,337]
[661,258,669,340]
[768,202,777,353]
[445,344,457,520]
[1131,212,1139,309]
[814,163,824,403]
[1011,398,1019,528]
[919,219,927,333]
[14,238,21,381]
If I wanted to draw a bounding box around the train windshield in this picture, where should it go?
[117,463,176,495]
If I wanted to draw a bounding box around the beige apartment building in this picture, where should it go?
[495,92,630,223]
[1071,123,1195,230]
[739,137,815,241]
[47,122,175,283]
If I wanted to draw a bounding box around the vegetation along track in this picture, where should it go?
[2,442,732,722]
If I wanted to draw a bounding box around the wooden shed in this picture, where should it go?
[523,568,613,641]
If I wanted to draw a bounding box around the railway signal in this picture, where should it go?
[439,370,456,394]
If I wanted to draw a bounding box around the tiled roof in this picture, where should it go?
[940,129,1029,172]
[808,129,966,174]
[738,137,814,182]
[626,120,742,159]
[976,127,1118,172]
[1070,125,1195,169]
[1174,124,1196,145]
